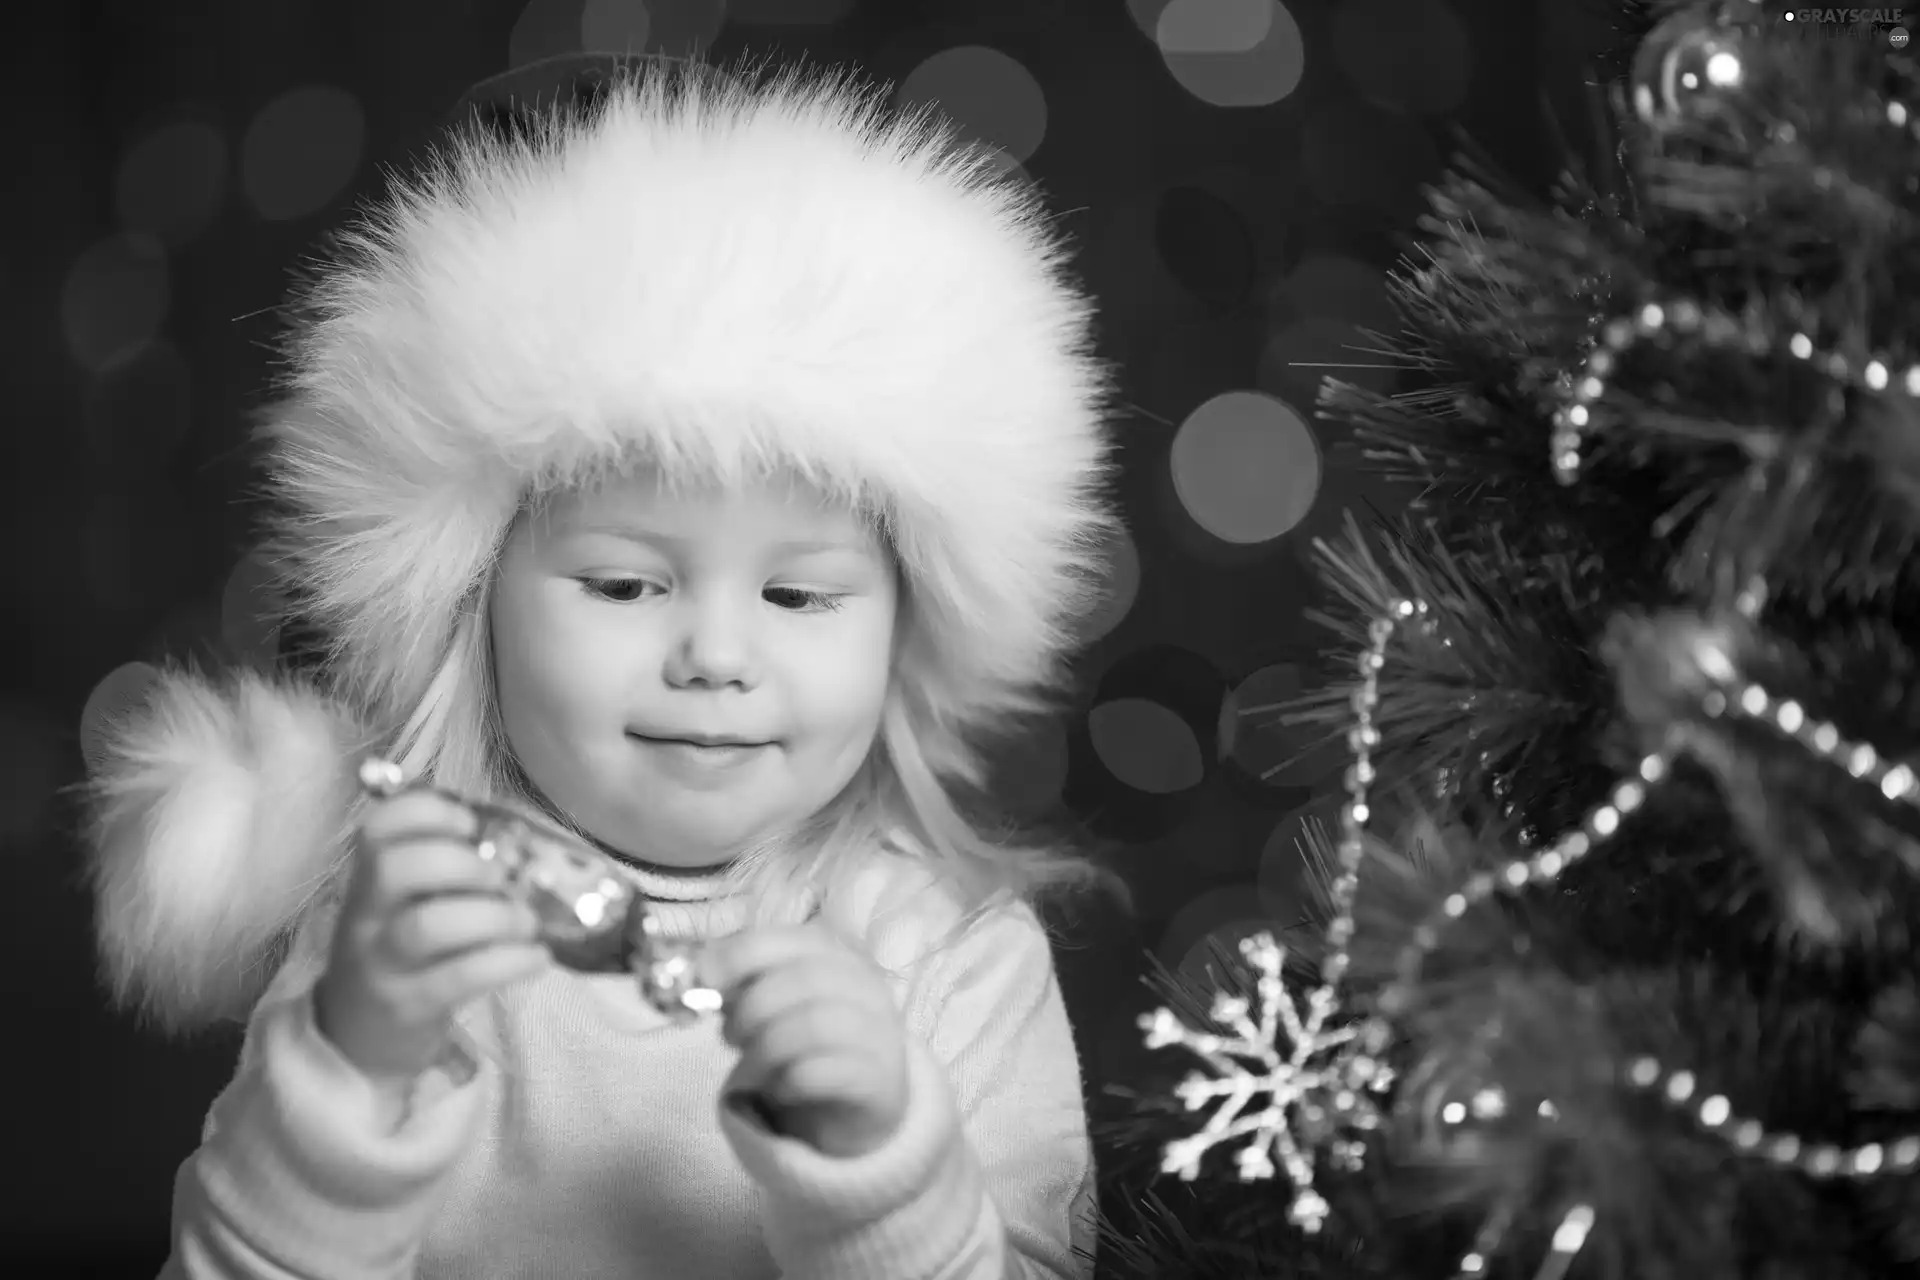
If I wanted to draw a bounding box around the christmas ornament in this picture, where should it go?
[1136,599,1424,1229]
[357,758,722,1022]
[1629,3,1754,133]
[1140,932,1387,1231]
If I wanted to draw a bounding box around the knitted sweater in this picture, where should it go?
[161,853,1097,1279]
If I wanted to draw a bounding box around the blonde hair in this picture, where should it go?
[376,531,1129,955]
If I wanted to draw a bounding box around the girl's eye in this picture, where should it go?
[763,586,845,613]
[578,578,654,603]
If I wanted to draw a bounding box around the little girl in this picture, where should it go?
[84,55,1117,1280]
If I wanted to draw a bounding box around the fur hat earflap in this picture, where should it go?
[85,668,368,1031]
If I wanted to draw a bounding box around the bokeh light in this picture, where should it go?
[1300,98,1441,217]
[1069,646,1227,839]
[1089,698,1205,795]
[1219,662,1293,770]
[114,118,226,247]
[1155,184,1259,309]
[1259,315,1397,407]
[580,0,651,52]
[727,0,855,20]
[587,0,726,55]
[221,549,285,670]
[1257,810,1323,917]
[1262,254,1402,409]
[1170,390,1321,544]
[0,700,64,852]
[1155,0,1305,109]
[1329,0,1472,115]
[897,46,1049,164]
[81,342,193,468]
[80,662,163,776]
[240,86,365,221]
[1157,885,1286,987]
[1276,253,1397,332]
[1078,522,1142,645]
[510,0,584,66]
[61,234,169,373]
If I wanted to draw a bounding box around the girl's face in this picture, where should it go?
[489,468,897,869]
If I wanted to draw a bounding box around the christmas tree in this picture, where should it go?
[1098,2,1920,1277]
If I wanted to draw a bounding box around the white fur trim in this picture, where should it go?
[265,59,1115,733]
[85,669,365,1030]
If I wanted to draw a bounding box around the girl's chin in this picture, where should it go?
[589,827,760,875]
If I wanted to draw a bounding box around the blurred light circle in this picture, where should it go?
[1171,391,1321,544]
[1089,697,1206,794]
[727,0,856,24]
[1155,185,1258,309]
[1157,886,1282,980]
[977,146,1031,183]
[1217,662,1298,765]
[1079,523,1142,645]
[580,0,650,51]
[80,662,163,775]
[1330,0,1471,115]
[898,46,1049,163]
[115,119,226,247]
[82,342,193,467]
[222,550,285,669]
[1276,254,1396,331]
[0,701,63,850]
[1156,0,1304,108]
[592,0,726,55]
[1126,0,1170,37]
[510,0,585,66]
[1259,315,1399,407]
[61,234,169,373]
[1301,99,1440,217]
[1157,0,1272,53]
[1257,811,1317,912]
[241,86,365,221]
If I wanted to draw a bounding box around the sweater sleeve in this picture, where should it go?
[162,979,487,1279]
[720,900,1097,1280]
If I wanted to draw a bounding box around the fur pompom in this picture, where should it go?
[84,669,369,1031]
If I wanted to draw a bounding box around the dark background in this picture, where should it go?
[6,0,1606,1269]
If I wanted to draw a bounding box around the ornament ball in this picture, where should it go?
[1631,9,1748,131]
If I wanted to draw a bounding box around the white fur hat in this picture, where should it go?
[85,56,1115,1031]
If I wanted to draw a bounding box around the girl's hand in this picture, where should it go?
[313,791,551,1086]
[705,923,909,1159]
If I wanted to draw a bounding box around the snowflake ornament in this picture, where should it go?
[1138,931,1394,1232]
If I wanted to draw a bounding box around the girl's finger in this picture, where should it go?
[760,1052,875,1110]
[365,839,510,904]
[359,791,481,846]
[417,940,553,1011]
[382,893,540,969]
[701,924,844,993]
[724,996,879,1063]
[717,957,894,1040]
